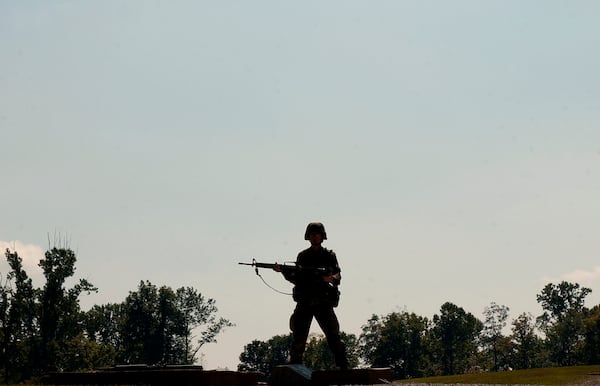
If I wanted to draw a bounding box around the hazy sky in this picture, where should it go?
[2,1,599,370]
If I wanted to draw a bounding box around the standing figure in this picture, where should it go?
[275,222,349,369]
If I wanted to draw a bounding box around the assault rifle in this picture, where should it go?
[238,259,330,275]
[239,259,340,300]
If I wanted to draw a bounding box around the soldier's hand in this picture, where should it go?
[273,263,282,272]
[323,275,335,283]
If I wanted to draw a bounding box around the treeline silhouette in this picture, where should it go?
[238,282,600,379]
[0,247,231,383]
[2,247,599,383]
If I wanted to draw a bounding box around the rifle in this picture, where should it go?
[239,259,340,300]
[238,259,329,275]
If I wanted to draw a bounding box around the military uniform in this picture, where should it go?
[282,223,348,369]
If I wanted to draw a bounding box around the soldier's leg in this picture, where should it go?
[314,306,349,369]
[289,303,313,364]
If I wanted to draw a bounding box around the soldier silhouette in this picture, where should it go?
[274,222,348,369]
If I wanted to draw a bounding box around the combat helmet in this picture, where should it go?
[304,222,327,240]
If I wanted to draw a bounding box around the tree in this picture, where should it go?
[238,334,293,378]
[238,332,358,377]
[537,281,591,326]
[57,333,116,371]
[481,302,510,371]
[1,243,234,381]
[536,281,591,366]
[581,305,600,364]
[1,249,37,381]
[175,286,234,364]
[119,280,161,364]
[118,281,232,365]
[84,303,124,349]
[359,311,429,378]
[1,247,97,380]
[359,314,381,368]
[238,339,272,374]
[0,272,9,381]
[510,312,544,369]
[303,332,360,371]
[430,302,482,375]
[38,247,97,372]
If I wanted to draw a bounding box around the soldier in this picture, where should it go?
[274,222,349,369]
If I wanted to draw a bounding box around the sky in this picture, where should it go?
[1,0,600,370]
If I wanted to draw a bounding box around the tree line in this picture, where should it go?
[0,248,232,383]
[2,246,600,383]
[238,282,600,379]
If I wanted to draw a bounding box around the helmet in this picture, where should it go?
[304,222,327,240]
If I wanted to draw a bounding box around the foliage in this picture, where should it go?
[359,311,428,378]
[303,332,360,370]
[175,286,234,361]
[238,334,293,378]
[38,248,98,372]
[84,303,123,349]
[429,302,483,376]
[536,281,592,366]
[3,242,600,382]
[537,282,591,326]
[510,312,545,369]
[238,332,359,378]
[481,302,510,371]
[582,305,600,364]
[116,281,233,365]
[0,246,232,383]
[1,249,37,381]
[239,279,600,380]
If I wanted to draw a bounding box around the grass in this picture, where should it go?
[395,365,600,385]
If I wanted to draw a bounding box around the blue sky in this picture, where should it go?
[2,1,600,369]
